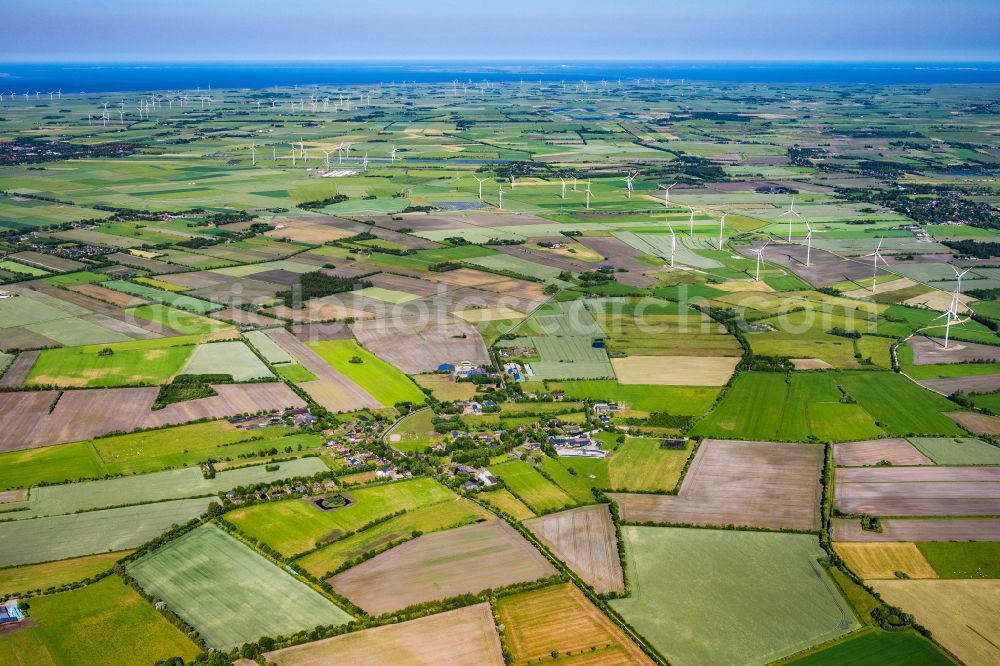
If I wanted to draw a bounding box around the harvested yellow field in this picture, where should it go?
[833,543,937,580]
[844,278,917,299]
[611,356,739,386]
[791,358,834,370]
[263,603,503,665]
[713,279,774,293]
[413,374,476,401]
[453,306,525,322]
[497,583,653,665]
[904,290,972,314]
[872,579,1000,666]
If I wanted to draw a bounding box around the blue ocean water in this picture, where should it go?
[1,61,998,93]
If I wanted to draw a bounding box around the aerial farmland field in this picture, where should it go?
[263,604,504,666]
[127,525,352,650]
[1,41,999,665]
[611,527,857,665]
[329,521,557,615]
[226,478,455,557]
[0,576,200,665]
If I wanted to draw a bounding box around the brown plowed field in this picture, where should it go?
[524,505,624,594]
[575,237,658,287]
[329,521,556,615]
[0,390,59,451]
[0,351,39,389]
[610,439,823,530]
[835,466,1000,516]
[351,319,489,374]
[736,242,878,287]
[263,603,503,666]
[0,383,304,450]
[833,439,933,466]
[832,517,1000,542]
[497,583,652,666]
[947,411,1000,435]
[66,283,147,308]
[920,374,1000,395]
[908,335,1000,365]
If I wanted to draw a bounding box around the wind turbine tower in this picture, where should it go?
[751,240,770,281]
[780,197,803,243]
[864,238,886,293]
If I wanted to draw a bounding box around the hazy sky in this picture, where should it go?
[2,0,998,62]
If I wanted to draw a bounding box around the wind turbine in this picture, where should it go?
[864,238,886,293]
[687,206,695,237]
[498,185,504,210]
[559,177,566,200]
[659,183,676,208]
[622,170,638,199]
[779,197,803,243]
[804,221,816,266]
[473,175,486,201]
[718,214,727,250]
[666,221,676,267]
[250,144,257,166]
[322,149,333,170]
[585,181,593,210]
[362,153,369,172]
[750,240,770,281]
[937,267,971,348]
[572,177,578,192]
[290,144,296,167]
[390,145,397,164]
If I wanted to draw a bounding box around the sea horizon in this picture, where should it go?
[2,60,1000,93]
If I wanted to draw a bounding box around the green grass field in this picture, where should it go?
[835,372,966,436]
[23,336,201,387]
[226,478,454,557]
[180,340,274,380]
[787,628,954,665]
[387,408,445,453]
[307,339,426,406]
[275,362,318,382]
[692,371,963,441]
[908,437,1000,465]
[8,458,326,520]
[480,488,536,520]
[0,576,200,665]
[103,279,223,313]
[244,329,295,364]
[549,379,720,415]
[126,303,228,335]
[611,527,858,665]
[916,542,1000,579]
[0,498,211,566]
[0,422,316,489]
[537,456,599,503]
[608,438,693,492]
[489,459,576,513]
[295,497,491,578]
[128,525,352,650]
[0,550,131,597]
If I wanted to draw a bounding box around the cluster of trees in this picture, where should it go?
[277,271,372,308]
[297,193,349,210]
[942,239,1000,259]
